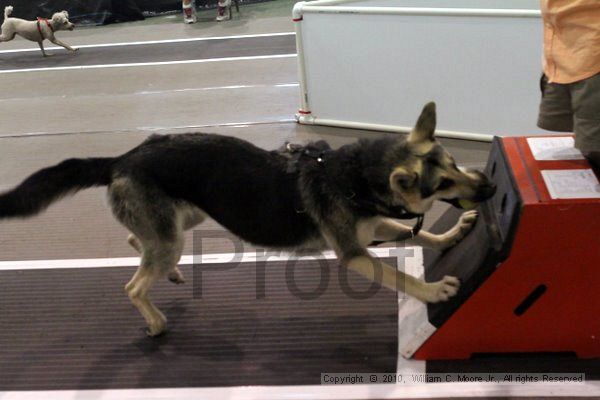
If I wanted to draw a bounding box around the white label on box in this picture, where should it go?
[527,137,585,161]
[541,169,600,199]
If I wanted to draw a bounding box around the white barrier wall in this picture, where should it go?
[294,0,546,140]
[341,0,540,9]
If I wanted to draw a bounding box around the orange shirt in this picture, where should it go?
[540,0,600,84]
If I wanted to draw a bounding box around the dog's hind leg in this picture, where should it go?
[126,233,184,284]
[0,25,16,42]
[127,233,142,253]
[0,32,16,42]
[168,203,206,284]
[179,203,206,231]
[128,236,184,336]
[109,178,185,336]
[126,203,206,285]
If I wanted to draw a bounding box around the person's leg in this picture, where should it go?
[537,74,574,132]
[182,0,197,24]
[216,0,232,21]
[585,152,600,174]
[571,73,600,171]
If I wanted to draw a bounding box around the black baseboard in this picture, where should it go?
[0,0,275,26]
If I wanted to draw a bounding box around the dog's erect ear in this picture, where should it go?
[408,102,436,144]
[62,10,69,18]
[389,167,417,190]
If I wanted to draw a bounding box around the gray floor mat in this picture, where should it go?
[0,34,296,71]
[0,258,397,390]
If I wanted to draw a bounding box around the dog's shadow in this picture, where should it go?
[0,50,75,67]
[74,299,246,393]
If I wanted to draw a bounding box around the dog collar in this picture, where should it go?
[411,214,425,237]
[345,189,425,244]
[36,18,54,40]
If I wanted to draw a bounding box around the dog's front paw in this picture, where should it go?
[454,209,478,237]
[435,210,478,251]
[70,48,79,53]
[421,276,460,303]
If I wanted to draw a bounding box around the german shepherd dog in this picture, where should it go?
[0,103,495,336]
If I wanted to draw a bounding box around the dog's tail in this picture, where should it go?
[4,6,13,19]
[0,157,115,220]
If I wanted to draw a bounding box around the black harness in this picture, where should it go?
[283,142,425,242]
[284,142,329,174]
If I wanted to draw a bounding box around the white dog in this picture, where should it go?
[0,6,77,57]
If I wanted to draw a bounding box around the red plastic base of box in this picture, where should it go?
[414,136,600,360]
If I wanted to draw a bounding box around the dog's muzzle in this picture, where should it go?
[442,180,497,210]
[472,182,497,202]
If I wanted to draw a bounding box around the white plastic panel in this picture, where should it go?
[345,0,540,9]
[297,0,547,138]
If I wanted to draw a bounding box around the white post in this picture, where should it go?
[293,2,315,124]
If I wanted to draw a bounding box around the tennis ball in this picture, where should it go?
[458,199,477,210]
